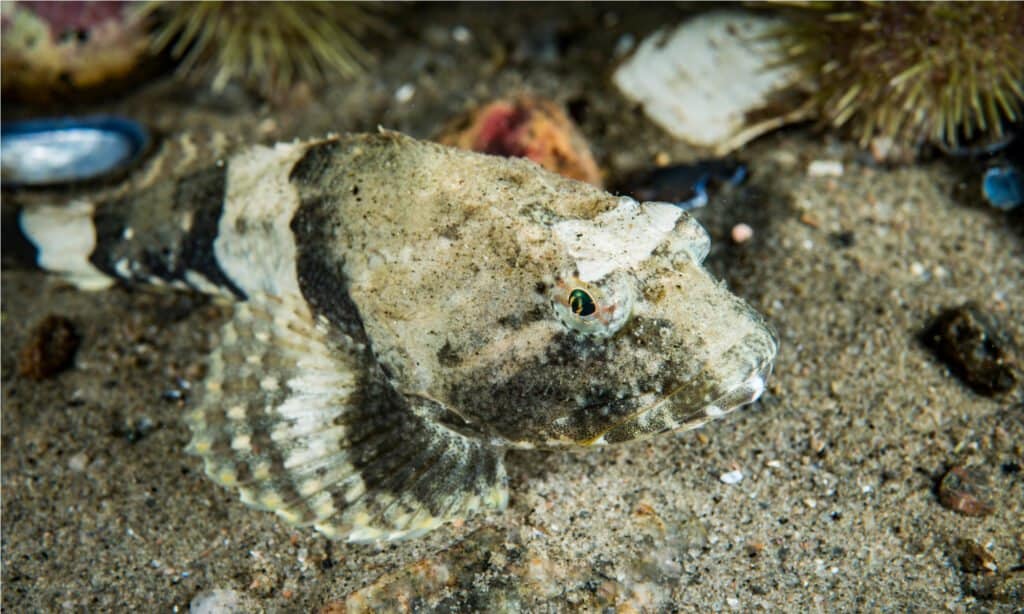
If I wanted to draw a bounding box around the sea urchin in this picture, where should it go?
[778,2,1024,151]
[141,1,386,94]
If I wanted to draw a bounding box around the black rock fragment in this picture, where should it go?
[922,304,1019,396]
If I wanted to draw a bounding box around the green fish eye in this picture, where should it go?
[568,288,596,317]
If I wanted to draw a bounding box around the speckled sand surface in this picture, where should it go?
[3,4,1023,612]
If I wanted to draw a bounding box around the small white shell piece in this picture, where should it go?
[612,10,809,155]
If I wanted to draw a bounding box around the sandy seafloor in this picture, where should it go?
[3,4,1023,612]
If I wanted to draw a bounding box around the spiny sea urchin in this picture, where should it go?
[776,2,1024,152]
[141,1,387,95]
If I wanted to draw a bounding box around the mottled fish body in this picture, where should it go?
[10,131,777,541]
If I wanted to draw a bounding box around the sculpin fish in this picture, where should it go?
[8,131,777,541]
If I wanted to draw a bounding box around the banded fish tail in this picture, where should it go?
[6,138,327,299]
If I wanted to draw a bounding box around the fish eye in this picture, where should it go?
[551,273,634,338]
[568,288,596,317]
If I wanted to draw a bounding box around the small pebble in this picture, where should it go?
[394,83,416,104]
[115,415,157,444]
[799,213,821,228]
[956,538,998,575]
[806,160,844,177]
[18,315,80,380]
[869,136,896,163]
[828,230,855,248]
[938,466,995,517]
[731,223,753,244]
[68,452,90,472]
[162,388,185,402]
[811,431,827,456]
[452,25,472,44]
[720,469,744,485]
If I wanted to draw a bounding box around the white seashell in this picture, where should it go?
[613,11,810,155]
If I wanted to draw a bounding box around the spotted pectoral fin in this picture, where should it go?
[185,293,507,542]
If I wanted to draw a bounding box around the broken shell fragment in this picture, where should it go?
[613,11,810,155]
[437,96,602,186]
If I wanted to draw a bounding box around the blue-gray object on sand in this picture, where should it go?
[614,160,747,212]
[982,165,1023,210]
[1,117,150,188]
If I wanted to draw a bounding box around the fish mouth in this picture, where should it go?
[587,355,774,445]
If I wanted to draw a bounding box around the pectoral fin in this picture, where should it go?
[185,293,507,542]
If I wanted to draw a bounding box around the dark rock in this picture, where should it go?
[17,315,80,380]
[960,571,1024,604]
[921,304,1019,396]
[828,230,856,248]
[954,538,998,574]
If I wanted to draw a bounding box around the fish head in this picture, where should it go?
[336,137,777,448]
[434,196,776,447]
[356,194,775,448]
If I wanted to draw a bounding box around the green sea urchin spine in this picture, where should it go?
[141,1,387,94]
[776,2,1024,151]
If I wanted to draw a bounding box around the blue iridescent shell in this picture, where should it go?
[1,117,150,187]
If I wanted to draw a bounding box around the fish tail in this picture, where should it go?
[9,164,237,296]
[7,138,325,299]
